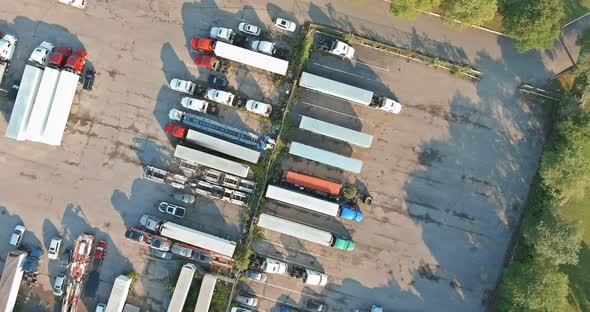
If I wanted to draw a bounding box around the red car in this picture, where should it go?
[93,240,108,266]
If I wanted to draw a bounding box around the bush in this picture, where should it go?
[209,281,232,312]
[389,0,439,19]
[232,241,252,271]
[440,0,498,27]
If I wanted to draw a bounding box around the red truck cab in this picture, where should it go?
[165,123,187,139]
[48,47,73,68]
[65,49,87,74]
[194,54,219,70]
[191,37,215,53]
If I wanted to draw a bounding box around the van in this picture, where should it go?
[53,274,66,296]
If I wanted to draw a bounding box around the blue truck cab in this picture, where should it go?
[338,206,363,222]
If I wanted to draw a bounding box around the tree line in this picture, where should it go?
[390,0,566,52]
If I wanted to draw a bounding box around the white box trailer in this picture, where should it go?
[26,67,61,141]
[186,130,261,164]
[0,250,27,312]
[41,70,79,145]
[266,185,340,216]
[5,64,44,140]
[105,275,132,312]
[159,221,236,258]
[167,263,196,312]
[289,142,362,173]
[258,213,334,246]
[214,41,288,76]
[174,144,250,178]
[193,274,217,312]
[299,115,373,148]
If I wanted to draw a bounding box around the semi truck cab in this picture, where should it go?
[210,27,235,43]
[0,33,17,61]
[170,79,196,95]
[332,237,355,251]
[371,96,402,114]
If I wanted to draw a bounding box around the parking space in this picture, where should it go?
[248,38,547,312]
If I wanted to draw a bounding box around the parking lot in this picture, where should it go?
[0,1,552,312]
[247,38,548,312]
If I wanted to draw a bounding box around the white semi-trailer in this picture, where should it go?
[174,144,250,178]
[257,213,355,251]
[213,41,288,76]
[140,214,237,258]
[167,263,196,312]
[105,275,132,312]
[5,41,54,141]
[299,72,401,114]
[0,250,27,312]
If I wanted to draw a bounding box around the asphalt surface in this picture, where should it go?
[0,0,587,311]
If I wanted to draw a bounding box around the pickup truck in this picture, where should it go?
[316,37,355,60]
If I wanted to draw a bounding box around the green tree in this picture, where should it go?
[439,0,497,27]
[530,212,584,266]
[497,261,569,311]
[503,0,565,52]
[389,0,439,19]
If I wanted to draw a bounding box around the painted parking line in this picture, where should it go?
[311,62,383,83]
[255,293,303,310]
[260,239,336,262]
[299,100,365,121]
[249,279,323,300]
[351,59,390,72]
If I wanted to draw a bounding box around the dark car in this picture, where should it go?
[23,247,44,273]
[208,74,228,89]
[150,248,173,260]
[306,299,326,312]
[8,80,20,101]
[61,247,73,268]
[83,69,95,91]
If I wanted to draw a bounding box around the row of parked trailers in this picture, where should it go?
[166,263,217,312]
[5,41,87,145]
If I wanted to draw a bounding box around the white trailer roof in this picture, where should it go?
[258,213,333,246]
[174,144,250,178]
[194,274,217,312]
[186,130,260,164]
[26,67,61,141]
[0,251,27,312]
[299,72,373,105]
[41,71,79,145]
[167,263,196,312]
[5,65,44,140]
[105,275,132,312]
[289,142,363,173]
[214,41,288,76]
[266,185,340,217]
[299,115,373,148]
[160,222,236,257]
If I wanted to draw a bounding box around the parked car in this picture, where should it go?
[245,270,267,282]
[306,299,327,312]
[150,248,173,260]
[230,308,252,312]
[9,224,25,247]
[58,0,86,9]
[48,237,62,260]
[83,69,95,91]
[173,193,196,204]
[234,294,258,307]
[53,274,66,296]
[280,307,300,312]
[250,40,276,56]
[93,240,107,266]
[150,236,171,252]
[208,75,228,89]
[8,80,19,102]
[158,201,186,218]
[238,22,261,36]
[193,252,212,263]
[61,247,73,268]
[170,244,193,258]
[95,303,106,312]
[274,18,296,32]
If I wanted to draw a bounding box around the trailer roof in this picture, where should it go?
[5,65,44,141]
[160,222,236,257]
[299,72,373,105]
[214,41,288,76]
[289,142,363,173]
[266,185,340,217]
[194,274,217,312]
[174,144,250,178]
[299,115,373,148]
[105,275,132,312]
[26,68,61,141]
[41,71,79,145]
[0,251,27,312]
[257,213,333,246]
[186,130,260,164]
[168,263,196,312]
[286,171,341,195]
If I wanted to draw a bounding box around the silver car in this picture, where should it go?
[234,294,258,307]
[53,274,66,296]
[238,22,261,36]
[170,244,193,258]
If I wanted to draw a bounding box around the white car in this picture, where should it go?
[250,40,276,56]
[274,18,296,32]
[53,274,66,296]
[9,225,25,247]
[158,201,186,218]
[48,237,62,260]
[234,295,258,307]
[231,308,252,312]
[238,22,261,36]
[245,99,272,117]
[95,304,106,312]
[58,0,86,9]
